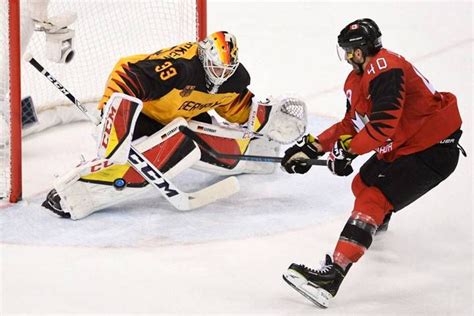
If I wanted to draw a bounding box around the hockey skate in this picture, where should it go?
[42,189,71,219]
[282,254,350,308]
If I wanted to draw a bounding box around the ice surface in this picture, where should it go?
[0,116,354,248]
[1,1,472,314]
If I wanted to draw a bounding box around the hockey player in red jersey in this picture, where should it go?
[280,18,465,308]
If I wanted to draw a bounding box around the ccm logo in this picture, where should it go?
[101,106,118,149]
[90,159,114,173]
[46,74,70,96]
[128,150,179,197]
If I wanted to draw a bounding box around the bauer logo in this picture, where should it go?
[439,138,455,144]
[128,150,179,197]
[376,142,393,154]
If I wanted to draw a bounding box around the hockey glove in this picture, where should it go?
[327,135,358,176]
[281,134,323,174]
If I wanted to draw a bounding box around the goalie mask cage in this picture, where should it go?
[0,0,207,203]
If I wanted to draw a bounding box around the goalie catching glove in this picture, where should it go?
[281,134,324,174]
[327,135,358,176]
[248,96,307,144]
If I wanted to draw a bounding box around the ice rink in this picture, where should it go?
[1,0,473,314]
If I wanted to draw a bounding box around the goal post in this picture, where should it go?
[0,0,207,203]
[2,0,22,203]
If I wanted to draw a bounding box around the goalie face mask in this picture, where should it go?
[198,31,239,91]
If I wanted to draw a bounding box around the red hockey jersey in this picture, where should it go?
[317,49,462,161]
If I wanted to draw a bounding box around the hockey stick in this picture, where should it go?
[188,119,266,141]
[179,126,327,166]
[25,54,239,211]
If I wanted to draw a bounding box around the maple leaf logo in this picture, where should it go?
[352,111,370,132]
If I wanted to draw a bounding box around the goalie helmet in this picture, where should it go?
[198,31,239,91]
[337,18,382,58]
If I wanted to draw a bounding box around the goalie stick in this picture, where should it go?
[25,53,239,211]
[179,126,327,166]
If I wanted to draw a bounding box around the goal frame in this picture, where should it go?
[8,0,21,203]
[4,0,207,203]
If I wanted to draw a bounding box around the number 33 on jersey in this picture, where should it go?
[97,42,254,125]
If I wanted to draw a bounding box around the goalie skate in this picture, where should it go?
[42,189,70,218]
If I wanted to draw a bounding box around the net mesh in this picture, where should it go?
[0,0,202,200]
[281,97,307,121]
[23,0,199,111]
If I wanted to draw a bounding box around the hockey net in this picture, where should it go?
[0,0,206,202]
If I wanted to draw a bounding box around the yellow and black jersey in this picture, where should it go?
[99,42,254,125]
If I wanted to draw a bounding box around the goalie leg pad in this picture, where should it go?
[97,93,143,164]
[193,137,280,175]
[45,118,200,219]
[237,137,280,174]
[49,161,156,220]
[188,121,280,175]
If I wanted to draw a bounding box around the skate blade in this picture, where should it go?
[282,273,332,308]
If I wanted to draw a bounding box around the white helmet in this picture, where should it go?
[198,31,239,91]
